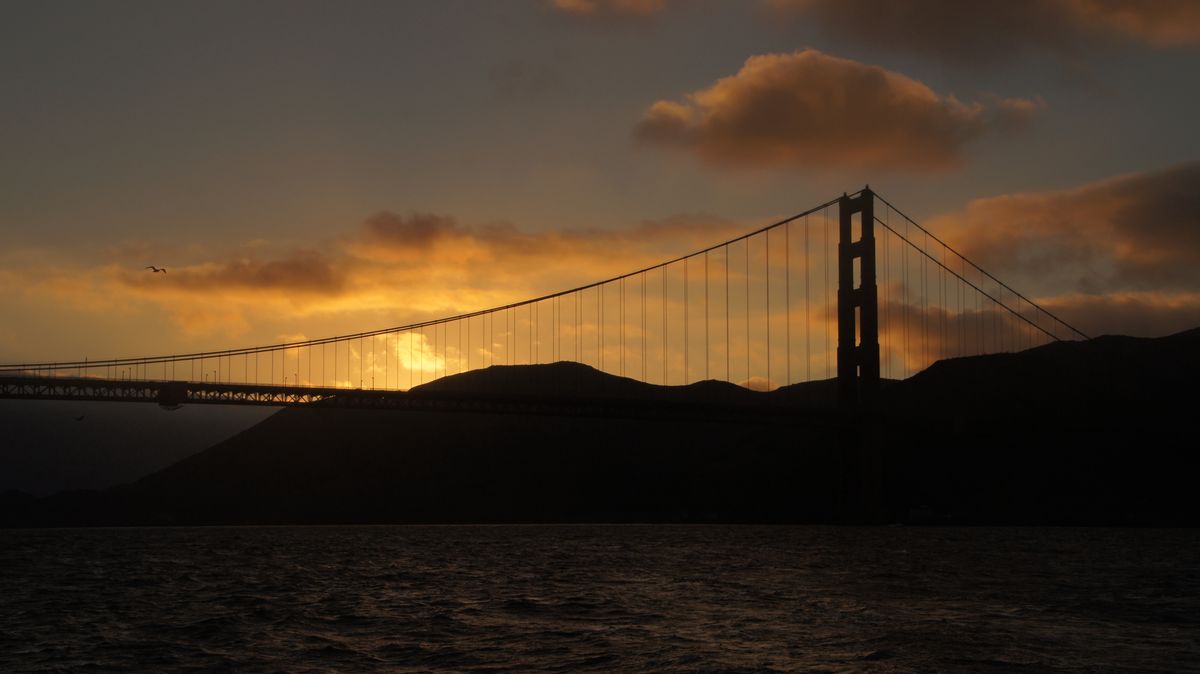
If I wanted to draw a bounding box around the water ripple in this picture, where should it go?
[1,525,1198,672]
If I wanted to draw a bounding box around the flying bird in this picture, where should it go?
[74,415,85,422]
[144,266,167,273]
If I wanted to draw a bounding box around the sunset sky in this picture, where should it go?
[2,0,1199,368]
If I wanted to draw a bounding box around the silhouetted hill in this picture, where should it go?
[887,328,1200,420]
[879,328,1200,525]
[2,364,843,526]
[7,329,1200,527]
[0,490,36,527]
[410,360,836,408]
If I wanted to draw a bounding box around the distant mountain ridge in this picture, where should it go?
[408,360,841,409]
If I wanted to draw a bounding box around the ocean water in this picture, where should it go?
[1,525,1197,672]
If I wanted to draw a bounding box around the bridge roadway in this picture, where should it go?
[0,375,830,426]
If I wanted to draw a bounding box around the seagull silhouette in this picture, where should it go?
[144,266,167,273]
[74,414,85,422]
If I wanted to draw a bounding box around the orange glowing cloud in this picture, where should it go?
[15,212,747,338]
[634,50,1040,171]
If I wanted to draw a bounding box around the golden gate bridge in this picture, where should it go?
[0,189,1087,415]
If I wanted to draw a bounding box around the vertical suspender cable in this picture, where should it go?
[805,216,811,382]
[903,212,909,378]
[684,257,689,383]
[882,212,889,378]
[975,270,981,353]
[824,207,830,379]
[960,256,965,358]
[941,242,948,359]
[725,244,731,383]
[922,230,928,369]
[745,239,750,385]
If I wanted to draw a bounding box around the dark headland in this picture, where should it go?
[4,328,1199,527]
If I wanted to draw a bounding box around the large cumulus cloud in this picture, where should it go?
[635,50,1038,171]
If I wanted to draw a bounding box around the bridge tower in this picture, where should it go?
[837,187,881,413]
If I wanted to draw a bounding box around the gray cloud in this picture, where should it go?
[1044,291,1200,338]
[116,250,345,296]
[550,0,668,17]
[939,162,1200,293]
[360,212,465,252]
[769,0,1200,65]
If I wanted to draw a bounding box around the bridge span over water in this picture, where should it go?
[0,189,1086,416]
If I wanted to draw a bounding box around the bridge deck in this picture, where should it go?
[0,376,830,425]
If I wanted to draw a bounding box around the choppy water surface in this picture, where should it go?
[1,526,1198,672]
